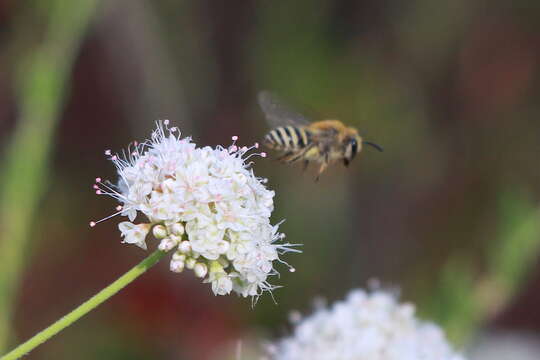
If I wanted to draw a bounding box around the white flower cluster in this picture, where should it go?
[268,289,466,360]
[92,121,298,298]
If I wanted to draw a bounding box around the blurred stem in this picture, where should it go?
[0,0,99,351]
[0,250,167,360]
[420,190,540,346]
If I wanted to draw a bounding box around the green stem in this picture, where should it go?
[1,250,166,360]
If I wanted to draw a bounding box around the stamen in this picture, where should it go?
[243,152,267,161]
[104,150,111,156]
[277,258,296,273]
[91,209,126,226]
[241,143,261,154]
[95,177,102,183]
[230,136,239,151]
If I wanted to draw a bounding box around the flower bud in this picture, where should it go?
[186,258,196,269]
[178,241,191,254]
[194,263,208,278]
[169,234,182,243]
[172,252,186,262]
[169,223,185,236]
[158,237,176,251]
[152,225,168,239]
[170,260,185,273]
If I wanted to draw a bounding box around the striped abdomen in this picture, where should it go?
[264,126,311,151]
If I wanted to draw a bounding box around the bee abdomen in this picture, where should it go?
[264,126,311,151]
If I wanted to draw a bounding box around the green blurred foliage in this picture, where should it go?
[0,0,99,352]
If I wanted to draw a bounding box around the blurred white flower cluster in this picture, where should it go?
[268,289,466,360]
[469,331,540,360]
[93,121,298,298]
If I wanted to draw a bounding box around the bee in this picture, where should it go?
[258,91,383,180]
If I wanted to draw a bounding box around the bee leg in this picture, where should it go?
[315,162,328,182]
[285,152,305,164]
[303,160,309,172]
[277,152,294,162]
[285,145,313,165]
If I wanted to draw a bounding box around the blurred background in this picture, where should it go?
[2,0,540,359]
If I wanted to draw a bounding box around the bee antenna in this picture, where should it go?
[363,141,383,152]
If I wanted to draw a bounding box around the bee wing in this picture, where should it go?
[258,91,312,128]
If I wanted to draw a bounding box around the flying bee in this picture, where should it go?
[258,91,383,180]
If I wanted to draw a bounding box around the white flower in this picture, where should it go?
[469,331,540,360]
[268,289,466,360]
[212,274,233,295]
[92,121,299,299]
[118,222,151,250]
[206,261,233,295]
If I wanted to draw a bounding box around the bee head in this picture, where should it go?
[343,135,361,167]
[343,132,383,167]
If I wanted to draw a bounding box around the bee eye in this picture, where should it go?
[349,138,358,158]
[345,138,358,161]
